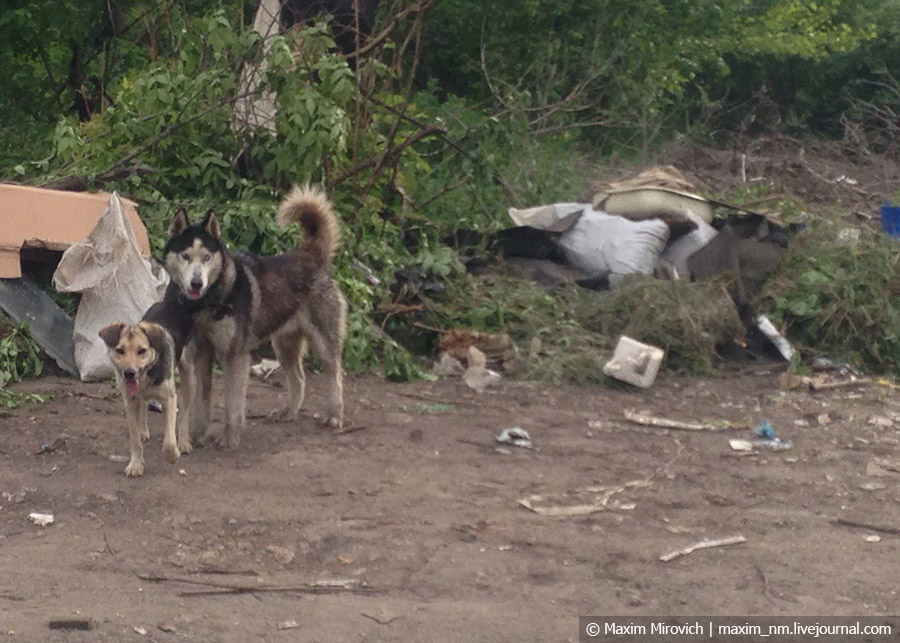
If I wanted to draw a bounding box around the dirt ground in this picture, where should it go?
[2,365,900,642]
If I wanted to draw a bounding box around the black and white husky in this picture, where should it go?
[163,186,347,448]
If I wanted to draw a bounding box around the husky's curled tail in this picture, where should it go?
[276,185,340,261]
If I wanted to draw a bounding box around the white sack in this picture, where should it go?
[559,209,670,286]
[660,210,718,278]
[52,193,168,381]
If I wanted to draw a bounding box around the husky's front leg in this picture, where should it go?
[176,344,195,454]
[193,342,217,444]
[221,353,252,449]
[161,383,180,464]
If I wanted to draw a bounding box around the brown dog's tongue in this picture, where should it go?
[125,380,139,397]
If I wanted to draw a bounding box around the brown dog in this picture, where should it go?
[100,298,194,476]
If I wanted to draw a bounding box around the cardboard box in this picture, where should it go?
[0,185,149,278]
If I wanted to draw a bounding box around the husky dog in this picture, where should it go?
[163,186,347,448]
[100,296,194,477]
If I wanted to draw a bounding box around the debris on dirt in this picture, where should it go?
[518,479,651,517]
[730,420,793,451]
[867,457,900,477]
[728,439,754,452]
[659,534,747,562]
[864,535,882,543]
[264,544,296,564]
[28,512,54,527]
[495,427,533,449]
[178,469,187,476]
[858,481,887,492]
[868,416,894,428]
[137,573,375,597]
[603,336,664,388]
[48,620,93,631]
[277,620,300,630]
[157,623,176,633]
[108,454,129,463]
[431,352,465,377]
[779,371,873,393]
[133,625,148,635]
[833,518,900,537]
[440,328,517,372]
[463,346,502,393]
[36,436,67,454]
[624,410,747,432]
[250,358,282,380]
[575,275,744,374]
[361,608,402,625]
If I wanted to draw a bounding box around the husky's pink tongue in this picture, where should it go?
[125,380,139,397]
[188,288,202,300]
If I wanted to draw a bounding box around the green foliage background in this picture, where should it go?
[3,0,900,381]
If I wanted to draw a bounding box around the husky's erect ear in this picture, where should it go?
[201,208,220,239]
[99,322,126,349]
[168,209,190,238]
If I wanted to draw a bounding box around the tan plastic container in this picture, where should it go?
[603,336,665,388]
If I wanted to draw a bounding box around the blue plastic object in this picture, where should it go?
[754,419,776,440]
[881,202,900,237]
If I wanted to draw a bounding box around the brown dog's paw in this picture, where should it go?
[177,439,193,455]
[124,459,144,477]
[162,441,180,464]
[323,415,342,430]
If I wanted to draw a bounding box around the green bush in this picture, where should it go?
[766,222,900,374]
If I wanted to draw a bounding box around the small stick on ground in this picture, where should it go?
[187,567,259,576]
[624,410,748,432]
[103,531,117,555]
[833,518,900,536]
[659,535,747,562]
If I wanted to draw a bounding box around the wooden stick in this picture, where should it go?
[833,518,900,536]
[624,410,747,432]
[179,585,377,597]
[659,535,747,562]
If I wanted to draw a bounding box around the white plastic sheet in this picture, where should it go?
[52,193,168,381]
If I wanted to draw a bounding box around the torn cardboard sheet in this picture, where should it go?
[0,184,149,278]
[518,479,651,517]
[53,193,168,381]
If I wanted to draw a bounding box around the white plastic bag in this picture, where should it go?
[660,210,718,278]
[559,209,670,286]
[52,193,168,381]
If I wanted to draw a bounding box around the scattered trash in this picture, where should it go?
[868,416,894,428]
[337,555,353,564]
[361,609,401,625]
[133,626,148,635]
[28,512,54,527]
[755,315,795,362]
[833,517,900,537]
[431,352,465,377]
[780,371,873,392]
[518,479,651,517]
[157,623,176,633]
[440,329,516,372]
[250,358,282,380]
[178,469,187,476]
[507,202,585,232]
[53,192,168,381]
[729,439,754,452]
[463,346,502,393]
[36,436,67,455]
[603,336,665,388]
[264,545,296,564]
[624,410,746,432]
[859,481,887,492]
[108,455,129,463]
[277,620,300,630]
[659,535,747,562]
[148,401,163,413]
[351,259,381,286]
[864,535,882,543]
[48,620,92,631]
[494,427,533,449]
